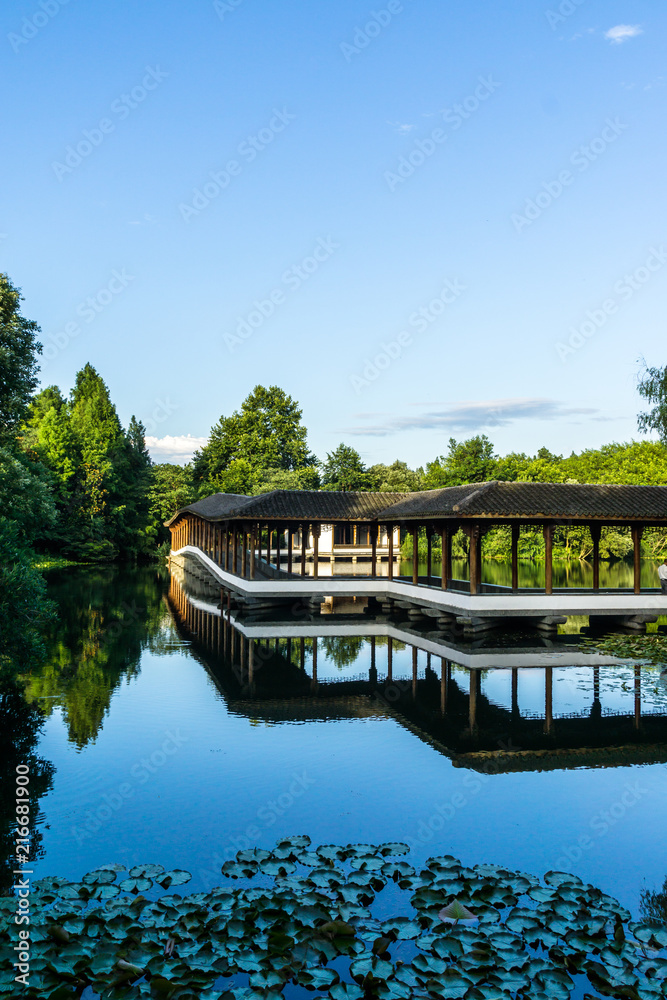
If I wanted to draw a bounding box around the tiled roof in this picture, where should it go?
[226,490,412,521]
[165,493,252,526]
[377,481,667,521]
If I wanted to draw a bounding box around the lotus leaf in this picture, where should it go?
[329,983,365,1000]
[158,869,192,888]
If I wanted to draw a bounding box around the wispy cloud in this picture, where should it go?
[345,398,599,437]
[146,434,207,464]
[604,24,643,45]
[387,120,416,134]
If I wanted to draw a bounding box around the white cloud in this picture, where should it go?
[146,434,208,464]
[604,24,643,44]
[387,120,416,134]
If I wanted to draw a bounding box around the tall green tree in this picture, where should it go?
[637,361,667,443]
[322,444,372,491]
[369,460,423,492]
[0,273,42,444]
[193,385,317,493]
[423,435,497,488]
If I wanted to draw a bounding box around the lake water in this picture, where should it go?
[4,563,667,927]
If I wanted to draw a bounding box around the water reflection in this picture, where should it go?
[168,571,667,772]
[23,566,169,747]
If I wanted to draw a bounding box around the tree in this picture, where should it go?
[193,386,316,492]
[422,435,497,488]
[148,464,197,544]
[251,466,321,495]
[0,274,42,444]
[637,361,667,443]
[321,443,372,491]
[369,460,423,492]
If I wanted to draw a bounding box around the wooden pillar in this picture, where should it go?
[225,526,230,571]
[591,523,601,591]
[249,524,256,580]
[248,639,254,685]
[544,524,554,595]
[412,526,419,585]
[441,526,451,590]
[387,524,394,580]
[632,525,643,594]
[312,523,320,579]
[468,525,480,596]
[232,527,238,575]
[387,636,393,681]
[544,666,553,734]
[511,667,518,718]
[287,525,293,575]
[511,524,519,592]
[469,671,478,731]
[426,527,432,587]
[276,526,281,573]
[412,646,418,698]
[634,664,641,730]
[301,523,309,576]
[241,527,248,578]
[371,524,378,579]
[440,658,448,715]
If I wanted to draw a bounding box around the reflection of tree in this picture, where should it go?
[21,566,168,748]
[0,669,54,895]
[640,877,667,924]
[320,637,365,669]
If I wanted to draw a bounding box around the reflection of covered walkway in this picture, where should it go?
[166,573,667,772]
[166,483,667,627]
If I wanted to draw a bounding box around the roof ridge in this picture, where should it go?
[452,480,499,512]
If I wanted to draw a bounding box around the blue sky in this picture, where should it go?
[1,0,665,466]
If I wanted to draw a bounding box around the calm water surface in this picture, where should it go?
[5,564,667,923]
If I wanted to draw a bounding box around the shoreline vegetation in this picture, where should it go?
[2,272,667,671]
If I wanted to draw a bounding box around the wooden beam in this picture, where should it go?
[511,523,519,592]
[632,524,643,594]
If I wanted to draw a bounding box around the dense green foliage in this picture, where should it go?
[2,838,665,999]
[637,360,667,444]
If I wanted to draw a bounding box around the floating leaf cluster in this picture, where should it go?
[1,840,666,999]
[581,633,667,666]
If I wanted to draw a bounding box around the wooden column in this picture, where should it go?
[232,527,238,576]
[544,524,554,595]
[312,523,320,579]
[241,527,248,578]
[441,526,450,590]
[468,525,480,596]
[426,527,432,586]
[440,658,448,715]
[634,664,641,730]
[544,666,553,734]
[511,524,519,592]
[276,526,281,573]
[370,524,378,579]
[412,526,419,585]
[591,523,601,592]
[387,636,393,681]
[249,524,256,579]
[301,523,309,576]
[387,524,394,580]
[511,667,519,718]
[299,636,305,671]
[225,526,230,571]
[412,646,418,698]
[632,525,643,594]
[287,525,293,575]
